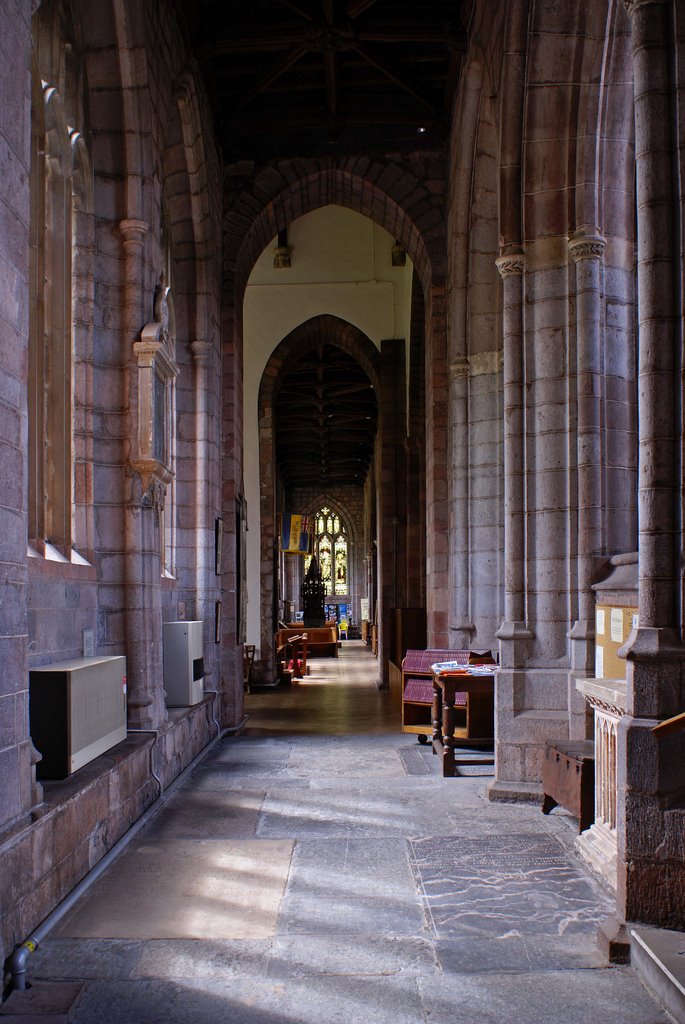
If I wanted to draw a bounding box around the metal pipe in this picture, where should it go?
[203,690,222,737]
[5,713,249,993]
[7,939,37,991]
[127,729,162,797]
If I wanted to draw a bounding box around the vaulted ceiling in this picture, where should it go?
[186,0,467,161]
[274,345,378,492]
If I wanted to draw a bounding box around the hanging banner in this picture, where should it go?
[280,513,310,554]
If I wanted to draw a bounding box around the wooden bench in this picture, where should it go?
[542,739,595,832]
[275,626,338,658]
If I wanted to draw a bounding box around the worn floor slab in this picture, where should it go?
[29,644,672,1024]
[54,840,294,940]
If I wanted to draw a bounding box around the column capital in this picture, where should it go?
[623,0,668,14]
[568,227,606,262]
[496,252,525,278]
[119,218,149,252]
[191,340,211,366]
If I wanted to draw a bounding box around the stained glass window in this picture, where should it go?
[304,506,347,596]
[334,535,347,595]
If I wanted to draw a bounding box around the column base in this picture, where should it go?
[496,621,534,667]
[449,621,475,648]
[576,821,618,891]
[487,779,542,803]
[597,914,631,964]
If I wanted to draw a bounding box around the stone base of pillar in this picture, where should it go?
[597,914,631,964]
[29,739,44,809]
[449,621,475,649]
[127,697,164,732]
[576,821,618,891]
[569,620,596,737]
[496,621,534,668]
[486,779,541,803]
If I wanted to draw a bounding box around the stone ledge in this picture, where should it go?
[631,925,685,1023]
[486,779,542,804]
[0,982,85,1020]
[597,914,631,964]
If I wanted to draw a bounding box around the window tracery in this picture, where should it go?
[305,506,348,596]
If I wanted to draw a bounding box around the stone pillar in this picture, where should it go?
[568,228,606,734]
[495,253,533,659]
[378,339,407,688]
[488,252,536,800]
[615,0,685,934]
[424,285,450,648]
[0,0,35,830]
[626,0,678,646]
[120,218,166,730]
[190,339,219,702]
[191,339,211,599]
[449,356,474,647]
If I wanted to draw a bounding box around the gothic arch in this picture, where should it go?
[256,315,380,680]
[224,157,450,648]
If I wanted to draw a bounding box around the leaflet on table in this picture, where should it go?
[431,662,495,675]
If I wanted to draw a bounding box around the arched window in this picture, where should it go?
[29,0,94,563]
[29,72,92,559]
[305,507,347,596]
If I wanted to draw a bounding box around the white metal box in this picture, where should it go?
[163,620,204,706]
[29,656,128,779]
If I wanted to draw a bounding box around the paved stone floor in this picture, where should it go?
[29,643,671,1023]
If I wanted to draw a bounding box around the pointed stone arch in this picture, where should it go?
[256,315,380,681]
[223,157,450,659]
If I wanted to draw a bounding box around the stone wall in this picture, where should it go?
[0,0,234,968]
[0,698,215,964]
[0,0,33,837]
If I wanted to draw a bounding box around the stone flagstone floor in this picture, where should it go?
[27,643,671,1023]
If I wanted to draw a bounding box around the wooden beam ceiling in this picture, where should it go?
[185,0,466,160]
[274,345,378,492]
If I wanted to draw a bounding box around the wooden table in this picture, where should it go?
[432,670,495,777]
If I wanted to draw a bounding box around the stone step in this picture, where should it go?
[631,925,685,1024]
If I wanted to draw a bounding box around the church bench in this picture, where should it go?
[275,626,338,658]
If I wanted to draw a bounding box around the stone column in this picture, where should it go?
[495,253,533,658]
[611,0,685,938]
[190,339,217,697]
[449,356,474,647]
[568,228,606,732]
[120,218,166,731]
[191,339,211,601]
[378,338,407,687]
[626,0,678,652]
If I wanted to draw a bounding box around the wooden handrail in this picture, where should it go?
[652,711,685,738]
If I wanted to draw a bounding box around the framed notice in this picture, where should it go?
[215,517,223,575]
[610,607,623,643]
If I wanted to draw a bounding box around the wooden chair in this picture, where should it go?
[243,644,256,692]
